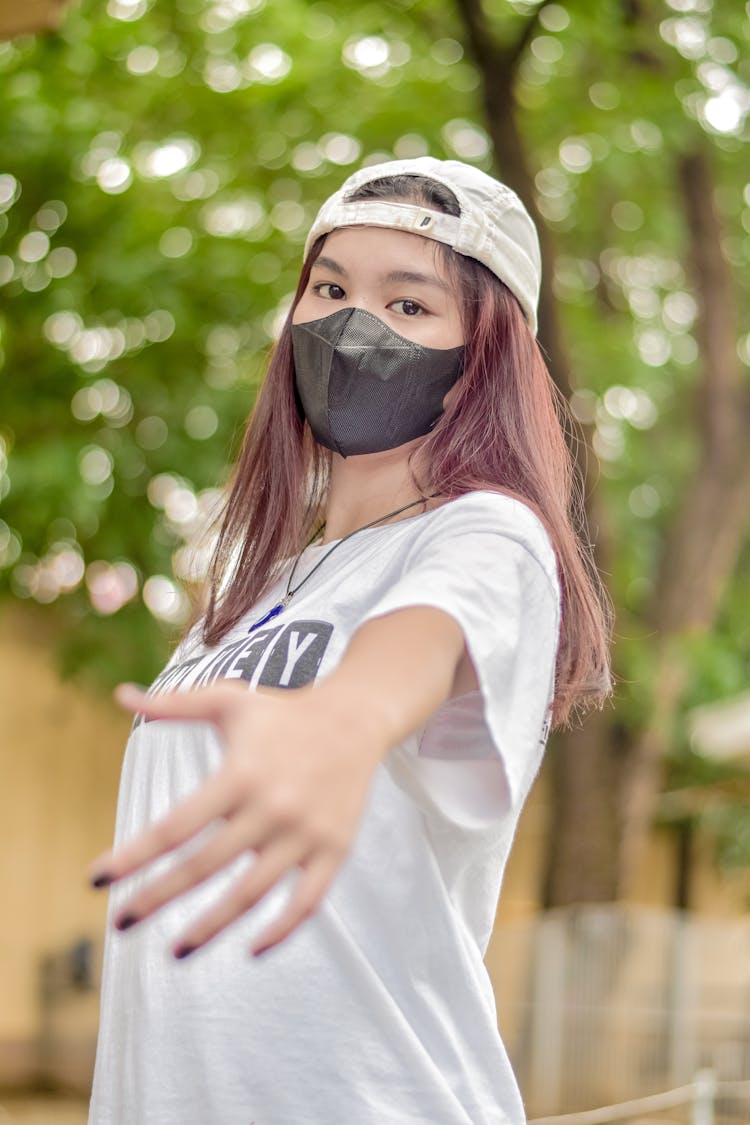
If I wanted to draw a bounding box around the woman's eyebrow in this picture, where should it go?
[311,258,449,292]
[311,255,347,276]
[383,269,449,291]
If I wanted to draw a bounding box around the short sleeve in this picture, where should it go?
[358,491,560,827]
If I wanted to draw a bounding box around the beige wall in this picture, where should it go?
[0,604,129,1084]
[2,601,749,1090]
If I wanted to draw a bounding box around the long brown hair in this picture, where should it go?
[199,175,612,726]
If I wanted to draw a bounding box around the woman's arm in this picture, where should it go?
[89,605,466,957]
[313,604,467,748]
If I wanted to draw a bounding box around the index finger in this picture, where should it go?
[115,681,246,725]
[88,768,234,887]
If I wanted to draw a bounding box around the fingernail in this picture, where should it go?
[252,945,271,958]
[115,913,139,931]
[90,873,112,889]
[174,944,197,960]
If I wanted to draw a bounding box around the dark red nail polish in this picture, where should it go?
[116,913,138,931]
[91,873,112,889]
[174,944,197,959]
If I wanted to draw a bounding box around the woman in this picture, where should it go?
[87,156,611,1123]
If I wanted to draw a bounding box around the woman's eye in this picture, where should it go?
[391,299,425,317]
[314,283,346,300]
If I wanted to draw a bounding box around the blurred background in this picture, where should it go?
[1,0,749,1121]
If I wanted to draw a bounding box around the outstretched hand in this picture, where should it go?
[88,680,386,958]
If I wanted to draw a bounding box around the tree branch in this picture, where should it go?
[453,0,558,81]
[453,0,504,76]
[506,0,558,72]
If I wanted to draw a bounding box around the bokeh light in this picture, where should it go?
[79,445,114,487]
[320,134,361,166]
[185,405,218,440]
[442,119,489,161]
[107,0,150,21]
[602,386,658,429]
[430,39,463,66]
[87,560,139,615]
[0,436,11,502]
[559,137,592,174]
[0,174,20,212]
[245,43,291,83]
[341,35,410,81]
[628,484,662,519]
[96,158,133,194]
[159,227,194,258]
[11,542,86,605]
[0,521,22,569]
[143,574,189,623]
[201,196,265,237]
[134,138,200,179]
[538,4,570,32]
[71,379,133,426]
[393,134,429,159]
[200,0,265,34]
[136,416,168,450]
[126,45,159,74]
[18,231,49,262]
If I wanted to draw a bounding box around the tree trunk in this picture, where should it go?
[542,712,622,906]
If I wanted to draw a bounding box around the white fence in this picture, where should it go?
[529,1071,750,1124]
[490,906,750,1122]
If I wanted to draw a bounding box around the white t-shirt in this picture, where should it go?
[88,490,560,1125]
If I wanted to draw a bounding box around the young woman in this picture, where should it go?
[87,156,611,1124]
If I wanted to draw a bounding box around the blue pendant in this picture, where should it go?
[247,600,286,634]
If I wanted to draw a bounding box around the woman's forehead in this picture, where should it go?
[313,225,451,280]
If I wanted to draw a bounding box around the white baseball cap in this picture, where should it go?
[303,156,542,335]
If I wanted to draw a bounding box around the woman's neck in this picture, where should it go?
[321,441,436,543]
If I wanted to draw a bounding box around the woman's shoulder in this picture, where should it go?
[423,489,556,570]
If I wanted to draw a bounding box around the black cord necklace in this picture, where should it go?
[247,495,438,635]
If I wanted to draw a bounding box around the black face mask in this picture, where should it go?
[291,307,464,458]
